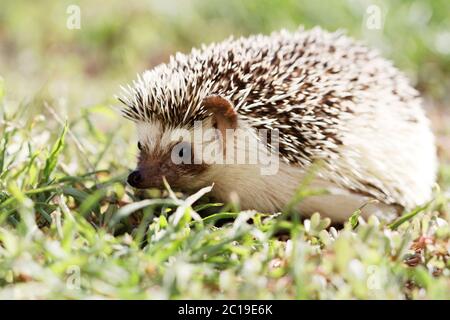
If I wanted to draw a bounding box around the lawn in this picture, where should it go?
[0,0,449,299]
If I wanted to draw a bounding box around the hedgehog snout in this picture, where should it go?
[127,165,164,189]
[127,170,143,188]
[127,167,165,189]
[128,156,179,189]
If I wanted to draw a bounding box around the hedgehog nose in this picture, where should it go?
[127,170,142,187]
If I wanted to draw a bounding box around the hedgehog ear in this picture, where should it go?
[202,95,238,138]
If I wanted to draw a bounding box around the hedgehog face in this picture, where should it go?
[127,95,242,190]
[127,121,210,189]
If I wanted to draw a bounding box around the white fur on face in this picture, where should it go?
[136,121,162,152]
[136,121,193,154]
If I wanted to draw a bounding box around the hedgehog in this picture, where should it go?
[118,27,437,221]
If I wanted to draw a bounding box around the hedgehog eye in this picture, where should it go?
[137,142,142,150]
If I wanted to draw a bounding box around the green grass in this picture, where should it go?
[0,95,449,299]
[0,0,449,300]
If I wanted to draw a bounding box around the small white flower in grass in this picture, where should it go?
[304,218,311,233]
[348,259,365,280]
[329,227,339,239]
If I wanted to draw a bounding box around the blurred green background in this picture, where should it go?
[0,0,449,162]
